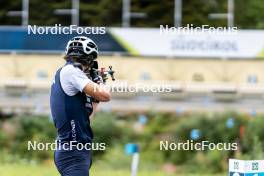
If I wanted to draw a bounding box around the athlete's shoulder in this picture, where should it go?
[62,64,78,72]
[61,64,84,77]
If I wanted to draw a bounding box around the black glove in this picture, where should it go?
[90,61,99,80]
[92,75,103,84]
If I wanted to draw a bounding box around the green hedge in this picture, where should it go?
[0,111,264,173]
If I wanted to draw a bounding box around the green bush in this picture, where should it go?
[91,112,123,157]
[139,112,252,173]
[0,116,56,162]
[242,116,264,159]
[1,111,264,174]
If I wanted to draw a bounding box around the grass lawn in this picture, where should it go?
[0,163,226,176]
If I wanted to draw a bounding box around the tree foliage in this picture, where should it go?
[0,0,263,28]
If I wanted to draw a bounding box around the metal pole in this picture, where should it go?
[174,0,182,27]
[122,0,130,27]
[227,0,234,27]
[72,0,79,25]
[131,153,139,176]
[7,0,29,26]
[22,0,29,26]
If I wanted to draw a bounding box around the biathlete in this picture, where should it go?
[50,36,111,176]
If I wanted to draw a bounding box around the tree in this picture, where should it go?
[0,0,263,29]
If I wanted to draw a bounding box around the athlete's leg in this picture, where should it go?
[61,163,90,176]
[54,149,91,176]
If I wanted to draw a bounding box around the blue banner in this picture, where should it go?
[0,27,126,54]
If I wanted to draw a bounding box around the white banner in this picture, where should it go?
[110,28,264,59]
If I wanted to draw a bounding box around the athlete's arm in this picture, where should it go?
[83,82,111,102]
[68,65,111,102]
[89,102,99,121]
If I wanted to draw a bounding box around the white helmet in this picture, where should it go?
[65,36,98,59]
